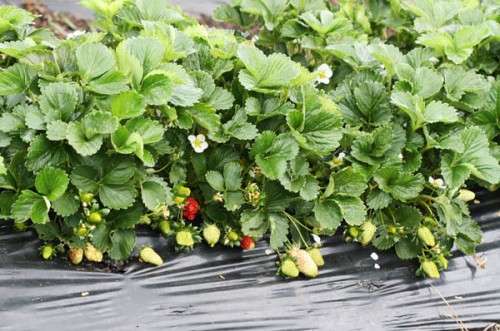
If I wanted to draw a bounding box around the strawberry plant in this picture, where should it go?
[0,0,499,279]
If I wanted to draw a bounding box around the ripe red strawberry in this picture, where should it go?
[183,197,199,221]
[240,235,255,250]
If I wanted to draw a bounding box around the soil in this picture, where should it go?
[21,0,90,39]
[16,0,244,38]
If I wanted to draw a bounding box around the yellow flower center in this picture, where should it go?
[194,140,202,148]
[318,72,326,79]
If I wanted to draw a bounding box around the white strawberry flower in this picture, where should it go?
[338,152,346,161]
[315,64,333,84]
[66,30,86,39]
[188,134,209,153]
[311,234,322,245]
[429,177,446,189]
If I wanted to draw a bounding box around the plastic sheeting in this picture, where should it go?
[1,190,499,331]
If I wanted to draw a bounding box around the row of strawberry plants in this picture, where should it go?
[0,0,499,279]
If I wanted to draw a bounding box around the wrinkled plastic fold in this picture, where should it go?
[1,190,499,331]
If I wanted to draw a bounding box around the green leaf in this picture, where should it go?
[205,171,225,191]
[241,209,268,236]
[46,121,69,141]
[223,162,242,192]
[141,22,195,62]
[456,217,482,255]
[110,202,143,229]
[423,100,458,124]
[373,167,424,201]
[300,175,319,201]
[269,213,289,250]
[395,238,422,260]
[111,90,146,119]
[0,156,6,176]
[394,63,443,99]
[26,135,68,171]
[336,196,366,226]
[237,44,300,92]
[35,168,69,201]
[288,108,343,155]
[67,122,103,156]
[251,132,299,180]
[71,165,99,193]
[338,81,392,127]
[278,155,309,193]
[76,43,116,81]
[100,157,136,185]
[224,191,244,211]
[263,181,292,212]
[109,228,136,260]
[141,177,171,211]
[39,82,79,122]
[125,118,164,145]
[443,67,490,103]
[219,108,258,141]
[184,103,221,131]
[0,63,37,95]
[396,205,423,228]
[83,111,119,135]
[445,26,491,64]
[11,190,50,224]
[123,36,164,75]
[140,73,173,105]
[332,167,367,197]
[351,126,394,165]
[86,69,129,95]
[441,127,500,188]
[91,223,113,252]
[314,199,342,230]
[99,183,136,210]
[366,189,392,210]
[52,191,80,217]
[241,0,288,30]
[213,5,255,28]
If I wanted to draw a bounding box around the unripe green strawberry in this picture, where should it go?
[40,245,54,260]
[80,193,94,204]
[348,227,359,238]
[88,212,102,224]
[421,261,440,278]
[173,196,185,204]
[75,224,88,237]
[458,189,475,202]
[361,220,376,246]
[176,231,195,247]
[158,221,171,235]
[438,255,448,270]
[281,259,299,278]
[418,227,436,247]
[139,247,163,266]
[177,186,191,197]
[227,231,239,241]
[69,247,84,265]
[203,224,221,247]
[308,247,324,267]
[14,222,26,232]
[289,247,318,278]
[84,244,103,263]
